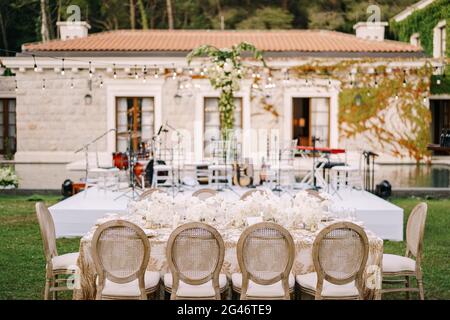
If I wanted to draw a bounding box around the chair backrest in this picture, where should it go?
[138,188,166,201]
[36,202,58,263]
[91,220,150,299]
[192,188,218,201]
[166,222,224,299]
[240,189,267,201]
[237,222,295,299]
[406,202,428,259]
[312,221,369,299]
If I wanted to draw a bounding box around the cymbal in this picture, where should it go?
[117,131,142,139]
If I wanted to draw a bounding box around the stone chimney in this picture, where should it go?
[353,22,388,41]
[57,21,91,41]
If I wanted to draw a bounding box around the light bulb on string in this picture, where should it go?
[42,79,46,91]
[328,78,332,87]
[134,65,139,79]
[15,80,18,92]
[70,78,74,89]
[113,64,117,80]
[61,58,65,76]
[143,74,147,83]
[89,61,93,79]
[99,77,104,88]
[154,65,159,79]
[32,54,38,72]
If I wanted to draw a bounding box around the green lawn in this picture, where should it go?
[0,195,448,300]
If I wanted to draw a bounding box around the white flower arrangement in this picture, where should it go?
[0,166,18,188]
[128,189,333,231]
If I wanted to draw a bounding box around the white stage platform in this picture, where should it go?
[49,186,403,241]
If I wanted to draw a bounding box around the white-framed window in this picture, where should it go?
[434,20,447,58]
[116,97,154,152]
[203,97,242,158]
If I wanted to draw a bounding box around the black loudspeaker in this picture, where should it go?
[61,179,73,198]
[375,180,392,199]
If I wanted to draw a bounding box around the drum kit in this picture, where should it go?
[112,124,181,198]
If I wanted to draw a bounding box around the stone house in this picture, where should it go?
[0,19,446,189]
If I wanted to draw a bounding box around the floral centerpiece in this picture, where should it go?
[0,166,19,189]
[128,189,334,232]
[187,42,266,139]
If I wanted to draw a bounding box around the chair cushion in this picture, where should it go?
[231,273,294,298]
[51,252,79,271]
[296,272,359,298]
[101,271,160,298]
[382,254,416,273]
[164,273,228,298]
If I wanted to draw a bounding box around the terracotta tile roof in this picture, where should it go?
[23,30,422,53]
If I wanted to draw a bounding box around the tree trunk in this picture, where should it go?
[129,0,136,29]
[281,0,288,10]
[0,12,8,53]
[166,0,174,29]
[137,0,148,29]
[40,0,50,42]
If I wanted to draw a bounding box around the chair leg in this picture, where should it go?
[405,276,410,300]
[417,276,425,300]
[44,278,51,300]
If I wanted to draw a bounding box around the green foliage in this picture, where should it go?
[430,66,450,94]
[188,42,265,139]
[0,1,425,53]
[390,0,450,57]
[338,64,432,161]
[291,61,433,161]
[236,7,294,29]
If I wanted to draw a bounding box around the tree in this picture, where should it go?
[40,0,50,42]
[137,0,148,29]
[237,7,294,29]
[166,0,174,29]
[129,0,136,29]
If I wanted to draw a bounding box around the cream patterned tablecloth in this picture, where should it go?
[74,220,383,300]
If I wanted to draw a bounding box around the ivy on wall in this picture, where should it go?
[390,0,450,57]
[292,60,433,161]
[431,65,450,94]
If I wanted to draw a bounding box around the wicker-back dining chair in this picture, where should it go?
[235,222,295,300]
[91,220,159,300]
[138,188,167,201]
[165,222,225,300]
[381,202,428,300]
[192,188,218,201]
[240,189,268,201]
[36,202,79,300]
[297,221,369,300]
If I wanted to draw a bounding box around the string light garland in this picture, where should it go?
[32,54,38,72]
[88,61,93,78]
[61,58,65,76]
[0,46,437,108]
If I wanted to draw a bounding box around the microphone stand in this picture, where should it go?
[311,135,321,191]
[75,128,116,184]
[165,122,184,193]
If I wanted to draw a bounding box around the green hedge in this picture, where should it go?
[390,0,450,57]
